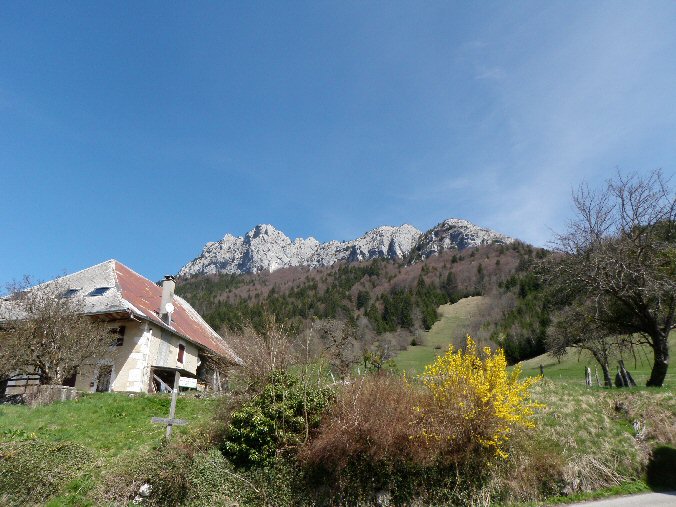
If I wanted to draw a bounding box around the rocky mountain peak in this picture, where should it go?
[246,224,280,240]
[410,218,514,261]
[178,219,514,277]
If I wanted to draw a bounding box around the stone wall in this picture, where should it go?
[24,385,79,407]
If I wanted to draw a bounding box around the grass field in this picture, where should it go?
[1,372,675,504]
[0,392,218,460]
[1,380,673,506]
[393,296,486,374]
[0,393,223,506]
[516,332,676,388]
[394,296,676,388]
[510,380,676,505]
[1,300,675,505]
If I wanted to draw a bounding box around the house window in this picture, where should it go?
[62,288,80,298]
[177,344,185,364]
[89,287,111,297]
[109,326,126,346]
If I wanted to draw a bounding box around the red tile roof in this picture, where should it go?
[114,261,239,362]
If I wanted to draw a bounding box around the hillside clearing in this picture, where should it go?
[393,296,488,374]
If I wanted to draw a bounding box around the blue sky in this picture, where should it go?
[1,1,675,285]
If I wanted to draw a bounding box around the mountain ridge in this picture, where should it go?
[178,218,513,278]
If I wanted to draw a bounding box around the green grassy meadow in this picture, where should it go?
[2,296,675,505]
[1,380,674,506]
[511,380,676,501]
[0,392,218,459]
[0,393,223,506]
[516,332,676,388]
[394,296,486,374]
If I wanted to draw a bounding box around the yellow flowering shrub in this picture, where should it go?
[417,336,542,458]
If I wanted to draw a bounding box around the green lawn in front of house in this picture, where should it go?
[0,392,219,459]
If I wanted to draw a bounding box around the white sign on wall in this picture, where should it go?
[179,376,197,389]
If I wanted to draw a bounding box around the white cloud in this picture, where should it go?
[425,2,676,245]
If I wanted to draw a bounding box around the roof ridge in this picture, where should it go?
[113,260,164,286]
[52,259,117,282]
[110,260,122,293]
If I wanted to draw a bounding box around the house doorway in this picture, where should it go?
[62,371,77,388]
[149,368,176,393]
[96,365,113,392]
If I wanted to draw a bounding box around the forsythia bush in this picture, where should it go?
[418,336,542,458]
[300,341,542,502]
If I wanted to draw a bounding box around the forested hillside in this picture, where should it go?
[176,242,547,355]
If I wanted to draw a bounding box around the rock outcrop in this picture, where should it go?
[409,218,514,261]
[178,219,513,277]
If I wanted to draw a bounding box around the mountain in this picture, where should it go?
[410,219,514,261]
[178,219,513,278]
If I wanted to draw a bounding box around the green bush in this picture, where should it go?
[0,440,94,506]
[221,370,333,467]
[186,449,247,506]
[94,443,192,506]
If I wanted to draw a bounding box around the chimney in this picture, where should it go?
[160,275,175,325]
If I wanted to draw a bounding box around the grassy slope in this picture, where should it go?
[507,381,676,506]
[516,332,676,388]
[393,296,486,374]
[393,294,676,387]
[0,392,218,459]
[0,376,674,504]
[1,295,674,505]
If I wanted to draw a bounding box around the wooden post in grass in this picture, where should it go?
[585,367,592,387]
[151,370,187,440]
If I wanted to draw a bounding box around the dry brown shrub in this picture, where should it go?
[299,373,482,473]
[300,374,425,471]
[222,314,298,392]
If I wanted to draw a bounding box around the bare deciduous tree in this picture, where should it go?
[547,301,629,387]
[220,313,298,392]
[547,170,675,387]
[0,279,110,385]
[306,318,360,379]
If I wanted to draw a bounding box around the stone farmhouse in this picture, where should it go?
[1,260,239,394]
